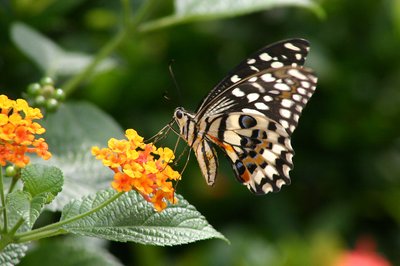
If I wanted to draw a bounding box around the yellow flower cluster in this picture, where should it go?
[92,129,181,211]
[0,95,51,167]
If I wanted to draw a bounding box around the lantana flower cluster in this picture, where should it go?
[92,129,181,211]
[0,95,51,167]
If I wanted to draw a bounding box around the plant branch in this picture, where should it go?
[8,218,24,236]
[61,0,157,96]
[138,16,184,33]
[16,228,66,243]
[130,0,157,27]
[0,167,8,233]
[61,29,127,96]
[7,173,20,194]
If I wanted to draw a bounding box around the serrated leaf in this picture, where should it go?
[8,164,63,226]
[7,191,31,222]
[0,243,28,266]
[28,194,51,226]
[7,190,54,228]
[4,186,54,238]
[22,164,63,199]
[19,237,122,266]
[60,189,227,246]
[10,22,116,77]
[140,0,324,31]
[37,101,124,211]
[2,197,30,233]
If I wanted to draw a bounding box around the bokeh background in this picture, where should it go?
[1,0,400,265]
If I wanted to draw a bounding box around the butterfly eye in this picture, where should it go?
[175,109,183,119]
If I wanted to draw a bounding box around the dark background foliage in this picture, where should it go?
[1,0,399,265]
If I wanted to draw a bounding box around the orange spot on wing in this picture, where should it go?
[241,170,251,182]
[207,135,234,153]
[207,134,252,183]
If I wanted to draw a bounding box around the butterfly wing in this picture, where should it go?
[196,38,311,115]
[176,39,317,193]
[193,138,219,186]
[205,113,293,194]
[198,66,317,135]
[198,66,317,194]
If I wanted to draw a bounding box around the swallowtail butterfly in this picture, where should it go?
[173,39,317,194]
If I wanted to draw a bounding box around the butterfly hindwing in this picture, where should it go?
[194,138,219,186]
[205,113,293,194]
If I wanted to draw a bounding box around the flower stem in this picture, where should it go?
[9,218,24,236]
[61,29,127,96]
[138,15,184,33]
[17,229,66,243]
[0,167,8,233]
[7,174,20,194]
[130,0,157,27]
[14,191,124,243]
[61,0,156,96]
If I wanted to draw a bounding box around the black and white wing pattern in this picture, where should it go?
[173,39,317,194]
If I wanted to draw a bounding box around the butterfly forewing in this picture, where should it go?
[174,38,317,194]
[205,66,317,135]
[196,39,311,116]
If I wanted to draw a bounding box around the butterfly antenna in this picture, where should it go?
[169,59,183,106]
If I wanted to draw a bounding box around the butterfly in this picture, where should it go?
[173,39,317,194]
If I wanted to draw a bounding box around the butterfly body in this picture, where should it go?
[173,39,317,194]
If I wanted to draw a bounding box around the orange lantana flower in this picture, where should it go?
[92,129,181,212]
[0,95,51,167]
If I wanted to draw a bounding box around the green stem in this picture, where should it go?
[61,29,127,96]
[130,0,157,27]
[0,167,7,233]
[61,0,157,96]
[121,0,133,28]
[14,192,124,243]
[16,229,66,243]
[8,218,24,236]
[7,174,20,194]
[138,16,184,33]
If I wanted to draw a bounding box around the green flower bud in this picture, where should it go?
[27,83,41,96]
[40,77,54,86]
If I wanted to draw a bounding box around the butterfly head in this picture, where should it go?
[173,107,197,143]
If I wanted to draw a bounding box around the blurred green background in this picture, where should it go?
[1,0,400,265]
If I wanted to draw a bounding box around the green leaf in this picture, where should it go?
[175,0,323,18]
[10,22,116,77]
[7,190,49,228]
[60,189,227,246]
[6,191,31,223]
[22,164,63,199]
[140,0,324,31]
[37,101,124,211]
[19,237,122,266]
[6,165,63,227]
[0,243,28,266]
